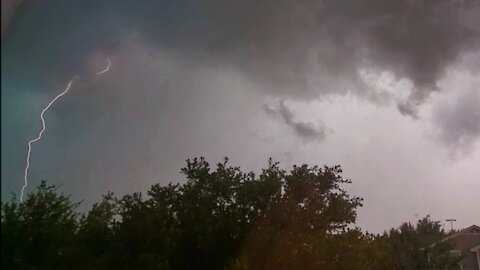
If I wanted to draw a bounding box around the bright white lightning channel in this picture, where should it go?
[20,58,111,202]
[20,78,77,202]
[95,58,111,75]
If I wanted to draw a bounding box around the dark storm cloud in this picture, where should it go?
[2,0,478,176]
[5,0,479,103]
[433,83,480,151]
[71,0,478,125]
[3,0,480,232]
[397,102,418,118]
[134,0,480,101]
[264,101,329,142]
[1,0,24,36]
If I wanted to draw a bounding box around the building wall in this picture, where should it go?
[449,234,480,270]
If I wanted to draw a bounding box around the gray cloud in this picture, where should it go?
[109,0,480,121]
[264,100,330,142]
[397,101,418,118]
[2,0,480,233]
[155,1,478,92]
[433,83,480,152]
[5,0,480,106]
[1,0,24,36]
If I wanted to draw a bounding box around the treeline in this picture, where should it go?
[1,157,459,269]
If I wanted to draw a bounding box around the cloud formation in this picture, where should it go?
[432,70,480,153]
[1,0,24,36]
[5,0,478,151]
[264,100,330,142]
[8,0,475,100]
[3,0,480,232]
[134,0,480,102]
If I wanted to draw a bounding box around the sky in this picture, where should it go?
[1,0,479,233]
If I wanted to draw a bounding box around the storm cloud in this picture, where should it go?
[7,0,479,102]
[2,0,480,232]
[1,0,24,36]
[127,0,480,106]
[431,63,480,153]
[264,100,330,142]
[435,87,480,151]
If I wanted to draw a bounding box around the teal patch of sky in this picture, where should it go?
[1,76,51,200]
[1,0,212,201]
[1,0,114,200]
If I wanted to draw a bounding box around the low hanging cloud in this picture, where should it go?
[100,0,479,124]
[1,0,24,36]
[4,0,480,148]
[8,0,478,103]
[432,72,480,153]
[134,0,480,104]
[264,101,330,142]
[3,0,480,232]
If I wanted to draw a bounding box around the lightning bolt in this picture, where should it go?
[20,77,77,202]
[95,58,111,75]
[20,58,112,202]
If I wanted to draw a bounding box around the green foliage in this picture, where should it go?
[232,164,363,270]
[369,216,462,270]
[1,181,79,269]
[1,158,461,270]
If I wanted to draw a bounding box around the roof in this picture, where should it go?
[471,245,480,252]
[441,225,480,242]
[426,225,480,249]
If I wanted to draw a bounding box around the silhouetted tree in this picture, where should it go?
[369,216,461,270]
[0,158,462,270]
[231,163,363,270]
[1,181,79,269]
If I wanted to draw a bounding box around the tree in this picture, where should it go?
[1,181,79,269]
[369,216,462,270]
[73,192,119,269]
[232,163,363,270]
[1,158,462,270]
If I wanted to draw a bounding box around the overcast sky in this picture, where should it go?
[2,0,479,233]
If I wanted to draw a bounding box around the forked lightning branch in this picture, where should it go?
[20,58,112,202]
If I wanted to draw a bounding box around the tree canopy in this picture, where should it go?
[1,157,460,270]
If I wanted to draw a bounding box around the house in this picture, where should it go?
[441,225,480,270]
